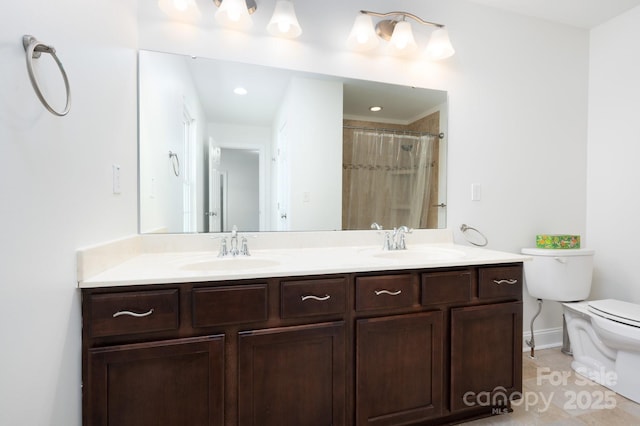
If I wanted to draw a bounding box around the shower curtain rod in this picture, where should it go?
[343,125,444,139]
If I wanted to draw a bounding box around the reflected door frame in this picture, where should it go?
[209,141,267,232]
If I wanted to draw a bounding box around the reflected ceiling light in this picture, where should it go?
[267,0,302,38]
[347,10,455,60]
[213,0,256,30]
[234,87,248,95]
[158,0,201,21]
[369,106,383,112]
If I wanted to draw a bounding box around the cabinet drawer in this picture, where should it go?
[192,284,268,327]
[89,289,179,338]
[281,278,346,319]
[356,274,419,311]
[478,265,523,300]
[422,270,472,305]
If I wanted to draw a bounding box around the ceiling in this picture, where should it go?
[184,55,447,126]
[467,0,640,28]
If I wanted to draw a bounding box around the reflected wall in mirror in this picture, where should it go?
[138,50,448,234]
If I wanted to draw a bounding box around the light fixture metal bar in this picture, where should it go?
[360,10,444,28]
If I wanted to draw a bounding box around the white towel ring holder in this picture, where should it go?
[169,151,180,177]
[22,35,71,117]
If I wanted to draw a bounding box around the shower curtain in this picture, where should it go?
[343,130,436,230]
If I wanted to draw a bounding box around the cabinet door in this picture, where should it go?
[87,335,224,426]
[238,322,346,426]
[356,311,444,426]
[450,301,523,412]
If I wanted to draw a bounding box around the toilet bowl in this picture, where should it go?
[564,299,640,403]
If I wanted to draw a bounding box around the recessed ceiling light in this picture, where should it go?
[369,106,383,112]
[234,87,248,95]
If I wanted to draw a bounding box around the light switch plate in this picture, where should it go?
[112,164,121,194]
[471,183,481,201]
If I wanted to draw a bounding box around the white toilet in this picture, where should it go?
[522,247,640,403]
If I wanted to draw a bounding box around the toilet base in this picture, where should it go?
[564,302,640,404]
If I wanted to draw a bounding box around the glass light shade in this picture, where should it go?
[425,27,455,60]
[346,14,380,52]
[157,0,201,21]
[389,21,418,55]
[267,0,302,38]
[215,0,253,30]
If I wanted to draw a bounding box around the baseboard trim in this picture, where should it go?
[522,327,563,352]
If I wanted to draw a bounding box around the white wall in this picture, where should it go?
[0,1,137,425]
[0,0,598,424]
[139,50,207,233]
[279,76,343,231]
[587,5,640,302]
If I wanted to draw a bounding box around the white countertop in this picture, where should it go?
[77,230,529,288]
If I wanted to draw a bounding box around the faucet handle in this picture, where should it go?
[371,222,383,230]
[382,232,393,250]
[397,233,408,250]
[395,226,413,250]
[240,236,251,256]
[217,237,228,257]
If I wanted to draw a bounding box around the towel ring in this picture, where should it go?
[460,224,488,247]
[22,35,71,117]
[169,151,180,176]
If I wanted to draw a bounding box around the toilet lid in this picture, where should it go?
[588,299,640,328]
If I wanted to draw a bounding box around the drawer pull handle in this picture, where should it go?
[493,279,518,285]
[375,290,402,296]
[112,309,154,318]
[301,294,331,301]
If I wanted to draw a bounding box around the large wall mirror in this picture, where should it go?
[139,50,448,234]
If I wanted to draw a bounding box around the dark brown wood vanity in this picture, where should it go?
[81,263,523,425]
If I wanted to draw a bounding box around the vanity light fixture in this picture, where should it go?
[267,0,302,39]
[158,0,201,21]
[347,10,455,60]
[213,0,256,30]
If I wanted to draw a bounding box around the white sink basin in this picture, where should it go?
[180,257,281,272]
[363,247,467,262]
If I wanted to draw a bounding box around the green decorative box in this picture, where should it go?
[536,234,580,249]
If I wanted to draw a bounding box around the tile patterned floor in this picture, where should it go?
[460,348,640,425]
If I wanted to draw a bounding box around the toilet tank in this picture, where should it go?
[521,248,594,302]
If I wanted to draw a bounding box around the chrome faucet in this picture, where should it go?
[218,225,250,257]
[229,225,240,256]
[381,225,412,250]
[393,226,411,250]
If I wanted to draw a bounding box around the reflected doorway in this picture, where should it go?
[207,145,260,232]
